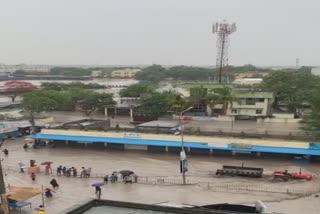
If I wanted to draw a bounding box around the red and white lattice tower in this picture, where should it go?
[212,20,237,84]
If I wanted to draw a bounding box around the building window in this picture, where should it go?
[257,98,264,102]
[246,98,256,105]
[256,109,262,114]
[231,109,237,114]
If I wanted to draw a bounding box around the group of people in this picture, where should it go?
[23,140,56,150]
[56,165,92,178]
[103,171,138,184]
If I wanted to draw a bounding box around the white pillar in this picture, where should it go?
[130,108,133,123]
[104,107,108,117]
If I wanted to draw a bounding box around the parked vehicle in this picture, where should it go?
[272,170,312,182]
[216,164,263,178]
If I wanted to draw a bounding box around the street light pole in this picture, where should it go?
[178,107,193,185]
[0,139,8,213]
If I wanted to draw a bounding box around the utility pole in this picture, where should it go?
[178,107,193,185]
[0,139,9,213]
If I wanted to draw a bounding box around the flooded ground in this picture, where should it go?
[2,139,320,214]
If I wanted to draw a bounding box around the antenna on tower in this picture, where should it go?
[212,20,237,84]
[296,58,300,69]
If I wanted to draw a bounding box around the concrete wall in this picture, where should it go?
[189,148,210,155]
[272,113,295,119]
[258,118,301,123]
[124,144,147,150]
[107,143,124,150]
[147,145,166,152]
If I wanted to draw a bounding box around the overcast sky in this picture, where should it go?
[0,0,319,66]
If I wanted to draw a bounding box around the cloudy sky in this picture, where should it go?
[0,0,319,66]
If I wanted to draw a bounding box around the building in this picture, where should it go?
[311,67,320,76]
[233,78,263,85]
[111,68,141,78]
[91,70,102,77]
[228,91,274,119]
[207,90,274,119]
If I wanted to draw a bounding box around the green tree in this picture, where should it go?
[206,92,220,116]
[75,92,115,116]
[301,84,320,136]
[161,90,186,112]
[211,85,234,115]
[135,64,166,83]
[188,86,208,106]
[260,71,319,117]
[138,93,167,117]
[119,83,154,97]
[22,91,60,131]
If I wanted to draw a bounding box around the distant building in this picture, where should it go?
[91,70,102,77]
[233,72,269,79]
[233,78,263,85]
[111,68,141,78]
[311,67,320,76]
[207,90,274,118]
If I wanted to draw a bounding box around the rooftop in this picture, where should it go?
[137,120,180,128]
[234,91,273,99]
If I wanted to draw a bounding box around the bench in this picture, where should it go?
[9,201,32,211]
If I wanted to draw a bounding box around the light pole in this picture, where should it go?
[0,139,8,213]
[178,106,193,185]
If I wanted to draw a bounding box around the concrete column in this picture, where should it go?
[65,140,69,145]
[209,149,213,155]
[104,107,108,117]
[256,152,261,157]
[130,108,133,123]
[104,143,107,147]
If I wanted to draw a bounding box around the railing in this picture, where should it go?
[197,182,319,196]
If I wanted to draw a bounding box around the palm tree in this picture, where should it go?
[162,90,186,112]
[206,92,220,116]
[211,85,234,115]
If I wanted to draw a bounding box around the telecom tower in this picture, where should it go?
[212,20,237,84]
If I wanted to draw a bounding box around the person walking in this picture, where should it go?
[45,164,52,175]
[95,186,101,199]
[18,163,25,173]
[72,167,77,177]
[85,167,91,178]
[30,173,36,181]
[3,149,8,156]
[50,179,59,189]
[103,175,109,183]
[80,167,86,178]
[56,165,62,176]
[44,188,55,198]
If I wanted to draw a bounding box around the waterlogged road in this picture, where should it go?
[2,139,320,214]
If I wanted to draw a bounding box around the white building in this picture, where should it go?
[311,67,320,76]
[111,68,141,78]
[233,78,263,85]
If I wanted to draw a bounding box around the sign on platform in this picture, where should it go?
[123,132,141,139]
